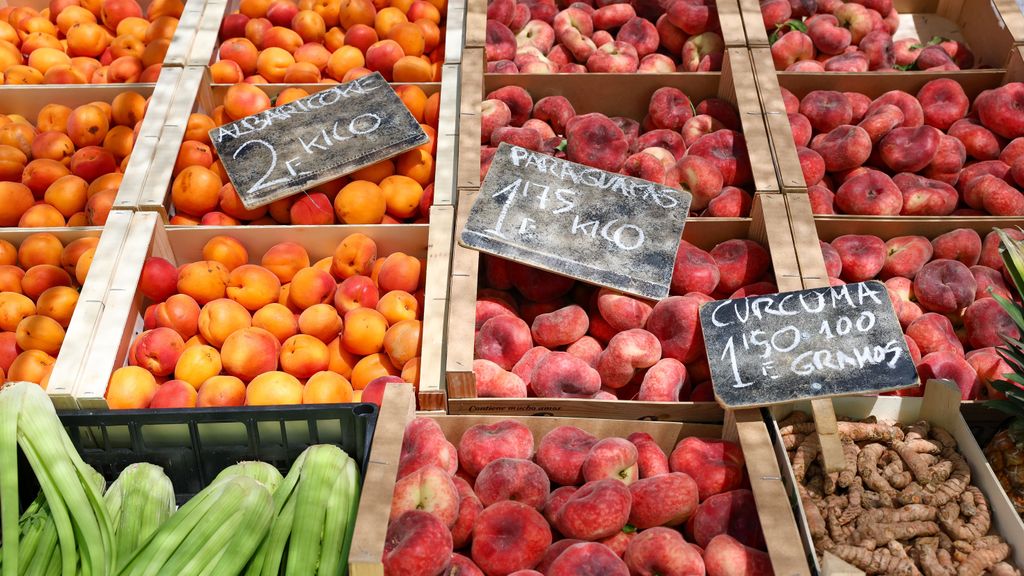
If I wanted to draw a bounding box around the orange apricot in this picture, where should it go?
[333,180,385,224]
[376,289,417,324]
[341,306,387,355]
[303,370,353,403]
[349,351,397,389]
[196,375,246,406]
[106,365,159,408]
[0,182,34,226]
[184,113,216,144]
[252,302,298,342]
[198,297,252,347]
[176,260,230,305]
[245,370,303,404]
[261,242,309,283]
[170,165,222,217]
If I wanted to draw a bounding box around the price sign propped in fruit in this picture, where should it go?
[209,72,428,209]
[699,281,920,408]
[459,143,692,300]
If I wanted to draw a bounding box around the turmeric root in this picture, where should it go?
[780,421,905,442]
[839,440,860,489]
[793,435,819,485]
[856,504,937,527]
[987,562,1021,576]
[897,437,941,485]
[861,443,901,495]
[854,521,940,545]
[899,448,970,506]
[916,538,955,576]
[832,544,921,576]
[957,542,1010,576]
[785,412,1018,576]
[939,488,991,542]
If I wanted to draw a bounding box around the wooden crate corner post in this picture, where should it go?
[418,204,456,411]
[727,409,813,576]
[348,383,416,576]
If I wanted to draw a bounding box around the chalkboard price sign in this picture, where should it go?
[459,143,691,300]
[699,281,919,408]
[210,72,428,209]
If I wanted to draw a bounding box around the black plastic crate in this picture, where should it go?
[18,403,378,507]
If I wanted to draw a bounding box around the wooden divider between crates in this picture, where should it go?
[69,211,446,408]
[737,0,771,46]
[161,0,208,67]
[444,0,467,63]
[416,204,455,411]
[109,68,196,210]
[770,379,1024,574]
[748,48,805,194]
[464,0,486,48]
[457,48,483,191]
[133,66,444,215]
[433,63,462,206]
[347,383,812,575]
[443,189,802,421]
[754,48,1024,195]
[349,383,416,576]
[739,0,1024,65]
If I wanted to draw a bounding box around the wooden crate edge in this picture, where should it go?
[418,205,455,409]
[348,383,416,576]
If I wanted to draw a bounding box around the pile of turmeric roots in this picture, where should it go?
[782,412,1019,576]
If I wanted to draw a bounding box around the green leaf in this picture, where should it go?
[622,524,638,534]
[555,139,567,152]
[770,19,807,44]
[894,63,914,71]
[995,340,1024,367]
[928,35,947,45]
[780,19,808,32]
[985,399,1024,418]
[996,228,1024,296]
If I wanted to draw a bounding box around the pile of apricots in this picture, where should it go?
[106,231,424,408]
[0,93,148,227]
[167,82,439,225]
[213,0,446,84]
[0,0,180,84]
[0,232,97,386]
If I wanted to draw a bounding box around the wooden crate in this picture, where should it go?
[130,66,446,215]
[461,0,748,48]
[754,47,1024,194]
[0,212,134,409]
[348,384,812,576]
[70,207,453,409]
[180,0,456,69]
[0,0,215,73]
[768,380,1024,574]
[450,49,800,418]
[0,83,170,211]
[469,48,779,197]
[444,188,803,421]
[740,0,1024,65]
